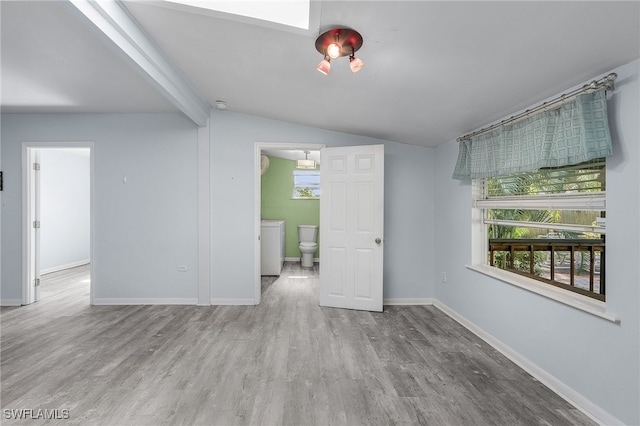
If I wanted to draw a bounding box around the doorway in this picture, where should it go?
[254,143,385,311]
[254,143,325,305]
[22,143,94,305]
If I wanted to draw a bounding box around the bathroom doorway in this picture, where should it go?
[23,143,94,305]
[254,143,325,304]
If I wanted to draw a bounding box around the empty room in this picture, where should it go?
[1,1,639,425]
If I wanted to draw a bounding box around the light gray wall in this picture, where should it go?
[40,149,90,273]
[0,116,3,301]
[1,112,435,304]
[433,59,640,425]
[1,114,199,302]
[210,111,436,301]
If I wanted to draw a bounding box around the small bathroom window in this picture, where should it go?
[293,170,320,199]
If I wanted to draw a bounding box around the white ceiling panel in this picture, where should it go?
[2,1,638,147]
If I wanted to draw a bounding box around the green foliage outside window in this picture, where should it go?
[295,187,316,198]
[486,159,605,278]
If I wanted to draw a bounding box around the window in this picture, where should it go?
[473,159,606,301]
[293,170,320,199]
[164,0,311,30]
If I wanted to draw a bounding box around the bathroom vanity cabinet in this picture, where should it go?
[260,220,285,276]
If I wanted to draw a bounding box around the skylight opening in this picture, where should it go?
[164,0,310,30]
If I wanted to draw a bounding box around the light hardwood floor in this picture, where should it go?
[1,263,595,425]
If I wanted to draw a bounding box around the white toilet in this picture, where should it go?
[298,225,318,267]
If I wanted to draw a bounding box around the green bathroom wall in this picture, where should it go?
[261,155,319,258]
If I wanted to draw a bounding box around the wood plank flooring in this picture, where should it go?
[1,263,595,425]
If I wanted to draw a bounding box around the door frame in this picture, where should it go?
[22,142,95,305]
[253,142,325,305]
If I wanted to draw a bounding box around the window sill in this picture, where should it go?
[290,197,320,200]
[466,264,620,323]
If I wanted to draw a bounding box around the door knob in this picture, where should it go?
[375,238,381,244]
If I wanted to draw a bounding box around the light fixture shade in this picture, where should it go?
[296,159,316,169]
[316,58,330,75]
[350,56,364,73]
[327,43,341,59]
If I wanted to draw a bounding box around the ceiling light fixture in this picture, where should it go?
[296,151,316,169]
[315,28,363,75]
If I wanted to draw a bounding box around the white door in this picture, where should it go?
[319,144,384,312]
[26,149,42,304]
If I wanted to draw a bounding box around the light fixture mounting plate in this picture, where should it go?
[315,28,363,58]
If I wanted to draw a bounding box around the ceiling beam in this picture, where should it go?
[69,0,210,127]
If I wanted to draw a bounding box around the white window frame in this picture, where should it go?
[468,180,619,323]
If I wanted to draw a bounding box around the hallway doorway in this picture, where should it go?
[22,143,94,305]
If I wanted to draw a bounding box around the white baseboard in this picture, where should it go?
[1,299,22,306]
[384,298,434,305]
[41,260,90,275]
[210,298,255,305]
[432,300,622,426]
[93,298,198,305]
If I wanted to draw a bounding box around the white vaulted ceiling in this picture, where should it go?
[2,1,639,147]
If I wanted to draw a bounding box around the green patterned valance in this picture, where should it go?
[452,90,613,180]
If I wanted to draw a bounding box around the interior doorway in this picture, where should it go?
[22,143,94,305]
[254,142,325,305]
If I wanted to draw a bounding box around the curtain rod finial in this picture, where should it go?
[604,73,617,90]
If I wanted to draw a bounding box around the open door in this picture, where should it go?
[319,144,384,312]
[25,148,41,304]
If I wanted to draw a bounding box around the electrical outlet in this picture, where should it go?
[441,272,447,283]
[177,265,188,272]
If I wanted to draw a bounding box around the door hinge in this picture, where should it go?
[33,162,41,171]
[33,221,40,229]
[34,278,40,287]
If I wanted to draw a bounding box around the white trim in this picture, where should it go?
[22,145,36,305]
[433,300,624,426]
[475,192,606,211]
[1,299,23,307]
[483,219,606,235]
[254,142,326,305]
[471,179,487,265]
[466,264,619,323]
[197,121,211,305]
[383,298,434,306]
[94,298,198,305]
[210,298,255,306]
[41,260,90,276]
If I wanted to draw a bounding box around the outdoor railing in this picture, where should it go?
[489,238,605,301]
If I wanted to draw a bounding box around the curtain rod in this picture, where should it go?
[457,73,617,142]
